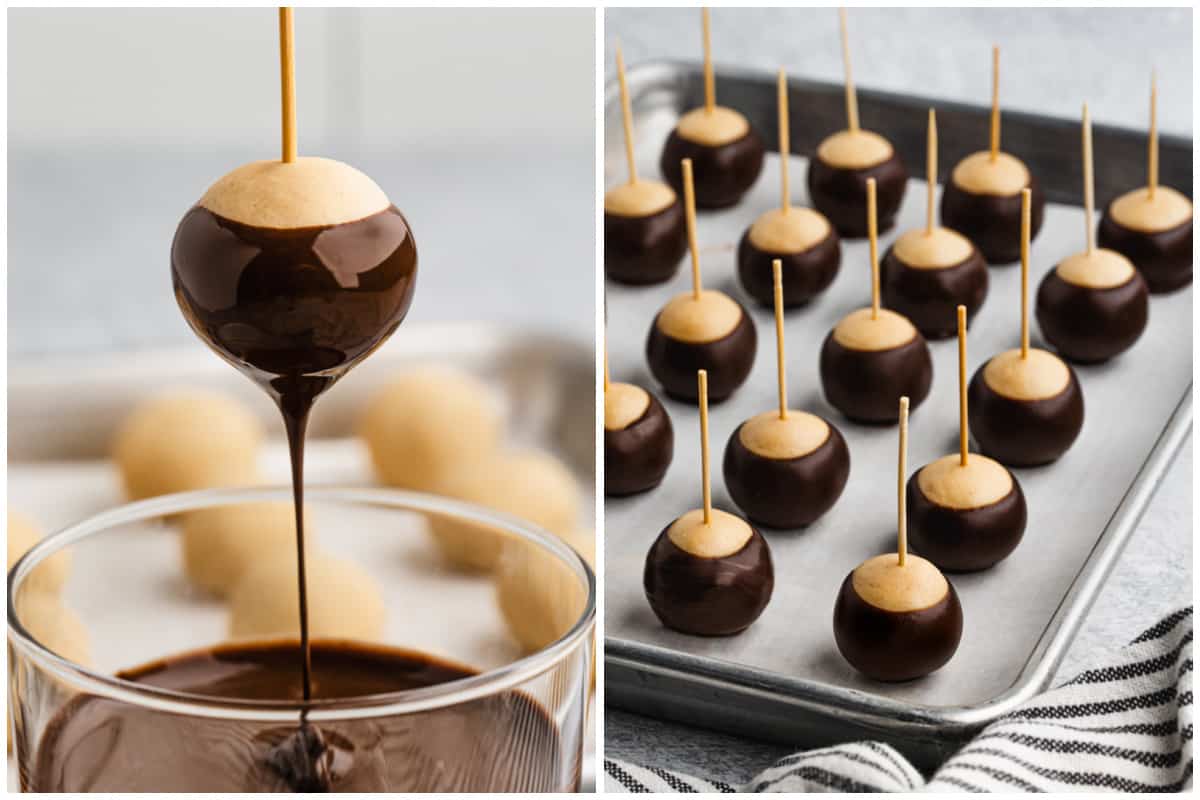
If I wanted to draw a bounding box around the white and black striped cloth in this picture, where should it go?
[605,607,1193,793]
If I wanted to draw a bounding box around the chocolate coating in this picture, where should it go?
[172,205,418,392]
[881,245,989,339]
[1097,205,1193,294]
[818,332,933,423]
[604,199,688,285]
[806,150,908,238]
[940,175,1046,265]
[605,392,674,496]
[660,128,766,209]
[1036,269,1148,364]
[643,521,774,636]
[906,472,1027,572]
[645,306,757,403]
[967,363,1084,467]
[736,227,842,308]
[722,421,850,529]
[832,573,963,682]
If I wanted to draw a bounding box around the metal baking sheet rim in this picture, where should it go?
[602,59,1194,759]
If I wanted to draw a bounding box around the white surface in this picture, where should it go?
[604,149,1193,708]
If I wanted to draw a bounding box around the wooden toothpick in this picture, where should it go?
[702,8,715,115]
[957,305,969,467]
[778,69,791,214]
[279,8,297,163]
[926,108,937,236]
[1020,187,1031,360]
[839,8,859,132]
[603,337,610,394]
[1149,71,1158,199]
[682,159,702,300]
[773,260,788,420]
[989,45,1000,162]
[616,44,638,185]
[898,395,910,567]
[1082,103,1095,254]
[868,177,879,318]
[699,369,712,525]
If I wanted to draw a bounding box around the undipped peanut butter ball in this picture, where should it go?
[16,592,93,667]
[8,511,71,596]
[228,554,385,643]
[112,390,262,500]
[359,367,503,493]
[495,528,595,654]
[181,502,313,597]
[427,449,580,572]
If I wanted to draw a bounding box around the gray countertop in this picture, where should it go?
[603,6,1193,785]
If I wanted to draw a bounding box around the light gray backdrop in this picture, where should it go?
[8,8,596,358]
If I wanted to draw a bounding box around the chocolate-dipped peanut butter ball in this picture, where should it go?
[659,10,764,209]
[834,397,963,681]
[807,11,907,237]
[940,48,1044,264]
[605,45,686,285]
[724,261,849,528]
[172,156,417,395]
[1037,105,1148,364]
[737,70,840,307]
[605,348,673,496]
[820,179,933,423]
[645,370,774,635]
[908,307,1026,572]
[971,190,1084,467]
[647,159,757,403]
[882,110,988,339]
[1097,75,1193,293]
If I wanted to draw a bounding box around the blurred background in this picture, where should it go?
[607,7,1192,134]
[9,7,595,358]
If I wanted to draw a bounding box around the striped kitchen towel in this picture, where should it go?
[605,607,1193,793]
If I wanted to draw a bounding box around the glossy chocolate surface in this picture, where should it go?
[604,199,687,285]
[736,227,841,308]
[806,150,908,238]
[939,175,1046,265]
[660,128,765,209]
[173,206,418,394]
[818,332,933,423]
[26,640,567,792]
[722,420,850,529]
[880,245,988,340]
[1097,206,1193,294]
[605,391,674,496]
[968,363,1084,467]
[646,305,757,403]
[832,573,963,682]
[644,521,774,636]
[906,471,1027,572]
[1036,269,1148,364]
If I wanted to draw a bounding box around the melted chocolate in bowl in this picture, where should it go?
[26,641,568,792]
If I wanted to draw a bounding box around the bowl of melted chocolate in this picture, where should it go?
[8,487,595,792]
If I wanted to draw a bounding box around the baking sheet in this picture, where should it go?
[7,322,597,790]
[604,139,1193,714]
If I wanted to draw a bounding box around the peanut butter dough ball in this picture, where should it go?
[495,528,595,653]
[181,502,312,597]
[360,367,504,493]
[428,450,581,572]
[112,390,262,500]
[7,512,71,595]
[228,554,385,643]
